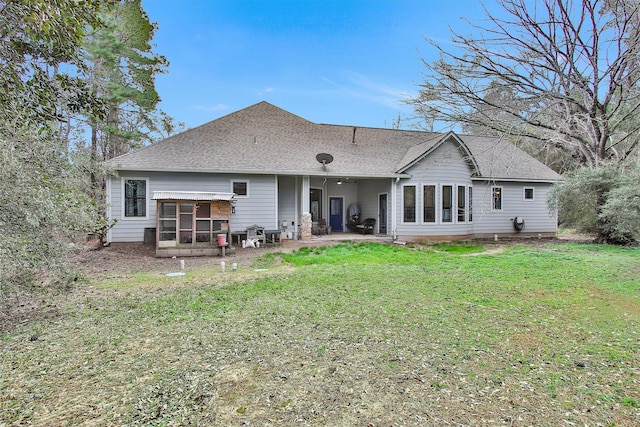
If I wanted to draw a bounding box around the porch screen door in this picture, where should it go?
[379,194,387,234]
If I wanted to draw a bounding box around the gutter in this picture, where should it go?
[472,177,564,184]
[107,165,411,179]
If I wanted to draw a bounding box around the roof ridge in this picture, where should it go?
[106,102,561,182]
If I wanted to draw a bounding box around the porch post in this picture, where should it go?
[300,176,312,240]
[391,177,398,240]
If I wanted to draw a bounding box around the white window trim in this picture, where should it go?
[456,184,467,224]
[421,183,437,224]
[440,183,454,224]
[523,187,535,201]
[492,186,503,212]
[121,177,149,220]
[231,179,250,198]
[401,184,417,224]
[468,185,473,223]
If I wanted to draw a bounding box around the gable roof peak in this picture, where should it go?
[396,131,479,175]
[237,101,313,124]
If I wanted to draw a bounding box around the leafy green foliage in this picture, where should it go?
[0,125,98,308]
[550,162,640,244]
[599,166,640,244]
[0,0,113,123]
[0,0,173,310]
[0,0,117,309]
[83,0,172,161]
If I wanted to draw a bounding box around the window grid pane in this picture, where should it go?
[493,187,502,210]
[469,187,473,222]
[423,185,435,223]
[233,182,248,196]
[524,188,534,200]
[403,186,416,222]
[124,179,146,217]
[457,186,466,222]
[442,185,452,222]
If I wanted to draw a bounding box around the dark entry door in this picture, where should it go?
[329,197,343,232]
[379,193,387,234]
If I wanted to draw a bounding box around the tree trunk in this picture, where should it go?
[90,122,99,199]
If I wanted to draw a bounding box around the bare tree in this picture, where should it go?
[411,0,640,168]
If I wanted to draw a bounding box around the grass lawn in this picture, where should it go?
[1,241,639,426]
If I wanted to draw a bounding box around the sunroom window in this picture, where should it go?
[457,185,466,222]
[403,185,416,223]
[423,185,435,223]
[442,185,452,222]
[468,186,473,222]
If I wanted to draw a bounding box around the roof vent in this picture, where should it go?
[316,153,334,171]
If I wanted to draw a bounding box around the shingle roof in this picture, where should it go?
[461,135,562,181]
[107,101,562,182]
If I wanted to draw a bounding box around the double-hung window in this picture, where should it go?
[403,185,416,223]
[468,186,473,222]
[442,185,453,222]
[457,185,466,222]
[124,178,147,218]
[423,185,436,223]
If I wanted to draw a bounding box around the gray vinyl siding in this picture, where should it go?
[108,172,278,243]
[277,175,297,229]
[471,181,557,237]
[231,175,278,231]
[108,174,155,243]
[395,140,473,239]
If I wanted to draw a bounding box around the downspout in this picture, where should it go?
[294,177,299,238]
[274,175,279,229]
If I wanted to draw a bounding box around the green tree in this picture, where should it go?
[0,0,114,311]
[0,0,111,123]
[411,0,640,243]
[83,0,169,164]
[0,124,100,303]
[550,161,640,244]
[77,0,176,247]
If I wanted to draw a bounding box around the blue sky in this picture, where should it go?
[142,0,493,131]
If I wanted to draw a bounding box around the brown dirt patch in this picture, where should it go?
[72,239,340,278]
[74,231,594,277]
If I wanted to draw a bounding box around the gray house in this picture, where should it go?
[105,101,562,256]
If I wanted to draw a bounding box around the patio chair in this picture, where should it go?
[357,218,376,235]
[318,218,331,235]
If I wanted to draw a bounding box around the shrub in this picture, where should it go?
[550,162,640,244]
